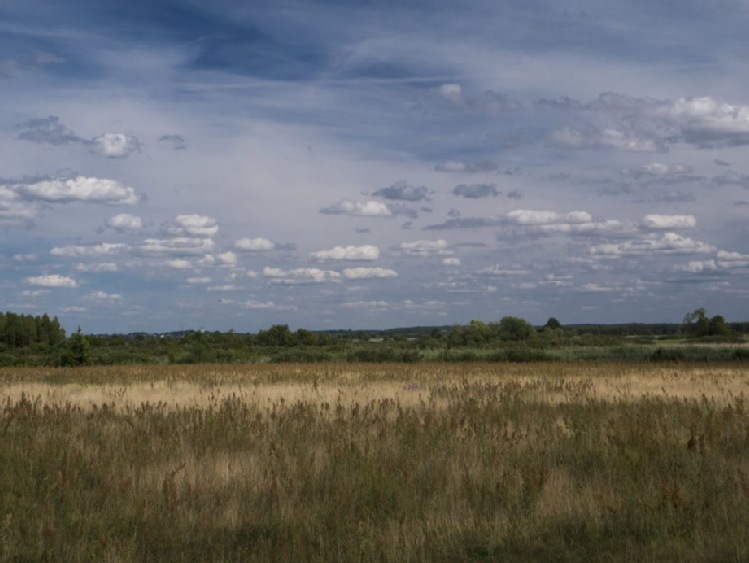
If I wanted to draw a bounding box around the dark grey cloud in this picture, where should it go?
[713,172,749,189]
[17,116,82,145]
[506,189,523,200]
[452,183,500,199]
[159,134,186,150]
[373,180,430,202]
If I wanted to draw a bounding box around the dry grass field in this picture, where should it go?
[2,363,749,561]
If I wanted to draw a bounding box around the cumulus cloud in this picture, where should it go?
[263,267,341,284]
[717,250,749,269]
[510,210,597,225]
[320,200,392,217]
[106,213,143,232]
[658,96,749,148]
[51,243,126,257]
[476,265,529,277]
[590,233,716,258]
[675,260,718,273]
[438,83,465,106]
[86,290,123,302]
[75,262,118,272]
[139,237,215,255]
[373,181,430,202]
[13,176,139,205]
[241,300,276,309]
[452,184,500,198]
[505,209,625,235]
[640,214,696,229]
[216,251,238,267]
[235,237,275,251]
[342,267,398,279]
[309,245,380,261]
[26,274,78,287]
[398,239,451,257]
[90,133,141,158]
[621,163,693,178]
[435,160,498,173]
[165,214,218,237]
[548,127,660,152]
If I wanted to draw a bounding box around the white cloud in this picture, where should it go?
[263,267,341,284]
[90,133,141,158]
[216,251,238,267]
[13,176,139,205]
[235,237,276,251]
[438,83,465,106]
[320,200,393,217]
[476,265,529,276]
[22,289,49,297]
[241,300,276,309]
[641,214,696,229]
[435,160,497,173]
[622,163,692,178]
[342,300,389,309]
[590,233,716,257]
[165,214,219,237]
[442,257,461,266]
[675,260,718,273]
[75,262,119,272]
[167,259,193,269]
[342,267,398,279]
[548,128,659,151]
[398,239,451,256]
[51,243,126,257]
[717,250,749,269]
[139,237,215,255]
[309,245,380,261]
[505,209,624,235]
[659,97,749,148]
[26,274,78,287]
[187,277,212,284]
[106,213,143,232]
[86,290,123,302]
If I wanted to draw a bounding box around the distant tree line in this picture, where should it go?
[0,308,746,367]
[0,312,66,348]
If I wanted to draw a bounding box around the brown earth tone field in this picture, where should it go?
[2,363,749,561]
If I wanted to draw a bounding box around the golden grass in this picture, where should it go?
[2,363,747,411]
[2,362,748,561]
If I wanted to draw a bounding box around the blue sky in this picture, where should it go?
[2,0,748,333]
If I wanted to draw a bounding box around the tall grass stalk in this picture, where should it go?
[1,363,748,560]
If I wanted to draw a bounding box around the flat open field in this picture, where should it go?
[2,363,749,561]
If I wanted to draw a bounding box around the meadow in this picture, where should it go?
[2,362,749,561]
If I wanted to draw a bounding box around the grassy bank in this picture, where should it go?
[2,363,748,560]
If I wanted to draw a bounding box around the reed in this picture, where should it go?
[2,363,748,560]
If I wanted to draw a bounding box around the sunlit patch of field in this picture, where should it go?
[2,362,748,561]
[1,363,747,411]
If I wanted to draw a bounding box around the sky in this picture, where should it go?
[2,0,749,334]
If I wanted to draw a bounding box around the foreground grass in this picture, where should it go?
[2,363,749,561]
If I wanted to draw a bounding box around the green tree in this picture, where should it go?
[544,317,562,330]
[257,324,295,347]
[496,316,535,341]
[64,326,90,366]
